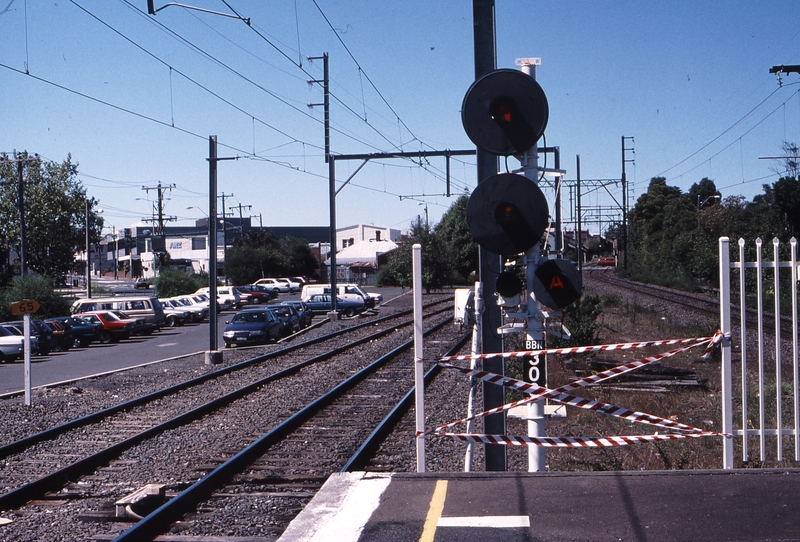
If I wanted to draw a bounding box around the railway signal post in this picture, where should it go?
[463,58,579,471]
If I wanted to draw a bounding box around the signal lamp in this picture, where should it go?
[461,69,549,156]
[531,259,582,310]
[466,173,548,256]
[496,271,522,298]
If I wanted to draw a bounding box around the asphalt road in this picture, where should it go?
[0,282,407,396]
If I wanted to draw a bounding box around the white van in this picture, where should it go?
[301,283,378,308]
[70,296,167,329]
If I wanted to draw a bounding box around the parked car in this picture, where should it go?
[173,295,212,318]
[70,296,166,331]
[304,294,365,317]
[597,256,616,267]
[74,311,138,343]
[267,304,301,336]
[254,278,288,294]
[158,302,190,327]
[238,285,274,304]
[195,287,243,310]
[43,320,74,352]
[276,278,301,293]
[301,283,379,308]
[48,315,103,348]
[222,308,283,348]
[283,300,313,328]
[107,310,150,335]
[163,297,207,322]
[0,325,27,363]
[135,277,152,289]
[1,320,55,355]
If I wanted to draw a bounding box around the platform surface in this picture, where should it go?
[279,469,800,541]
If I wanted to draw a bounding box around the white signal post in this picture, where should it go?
[23,314,31,406]
[518,57,547,472]
[412,244,425,472]
[12,299,40,406]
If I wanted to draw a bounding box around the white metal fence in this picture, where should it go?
[719,236,799,469]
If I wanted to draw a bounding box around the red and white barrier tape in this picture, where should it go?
[436,331,724,364]
[438,431,720,447]
[420,330,729,446]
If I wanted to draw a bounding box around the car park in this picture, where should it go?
[267,304,301,336]
[283,300,313,328]
[222,308,283,347]
[304,294,365,317]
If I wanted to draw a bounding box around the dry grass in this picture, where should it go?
[504,291,727,472]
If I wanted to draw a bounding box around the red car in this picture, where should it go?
[597,257,616,267]
[74,311,138,344]
[238,285,275,304]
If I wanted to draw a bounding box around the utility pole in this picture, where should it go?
[472,0,506,472]
[218,192,233,282]
[85,199,92,298]
[621,136,634,269]
[229,203,251,240]
[309,52,340,316]
[0,153,40,276]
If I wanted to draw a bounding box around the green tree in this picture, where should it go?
[771,176,800,237]
[626,177,697,287]
[224,230,317,285]
[434,193,477,283]
[0,275,71,321]
[378,216,449,292]
[153,267,206,298]
[0,153,103,283]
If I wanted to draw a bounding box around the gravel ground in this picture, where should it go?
[1,275,786,540]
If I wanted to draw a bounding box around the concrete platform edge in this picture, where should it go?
[278,472,393,542]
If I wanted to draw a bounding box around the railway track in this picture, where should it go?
[586,268,795,339]
[0,295,471,541]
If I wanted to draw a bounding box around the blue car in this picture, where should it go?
[222,308,283,348]
[304,294,365,317]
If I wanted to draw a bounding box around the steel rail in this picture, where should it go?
[0,299,450,459]
[341,330,472,472]
[112,318,453,542]
[0,308,449,512]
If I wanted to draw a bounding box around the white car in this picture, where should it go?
[276,278,301,293]
[0,325,27,362]
[168,297,208,321]
[195,287,241,310]
[255,278,291,293]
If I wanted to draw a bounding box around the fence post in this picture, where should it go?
[719,237,734,468]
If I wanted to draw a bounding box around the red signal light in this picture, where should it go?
[493,103,513,124]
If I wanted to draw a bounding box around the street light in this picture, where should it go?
[697,194,721,211]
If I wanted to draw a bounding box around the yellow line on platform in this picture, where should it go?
[419,479,448,542]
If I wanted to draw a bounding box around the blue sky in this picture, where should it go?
[2,1,799,237]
